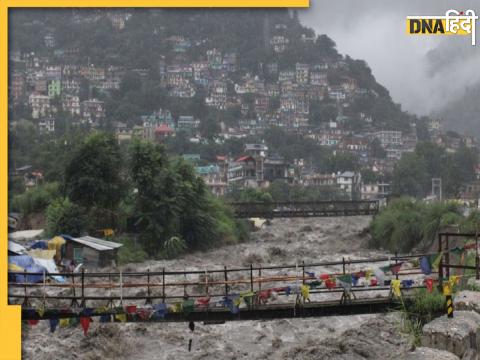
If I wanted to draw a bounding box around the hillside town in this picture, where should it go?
[8,9,480,203]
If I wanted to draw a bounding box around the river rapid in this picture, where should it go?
[22,216,414,360]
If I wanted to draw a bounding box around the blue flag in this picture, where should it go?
[420,256,432,275]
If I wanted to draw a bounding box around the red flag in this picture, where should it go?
[325,278,336,289]
[425,278,434,293]
[27,319,39,326]
[80,316,92,336]
[196,297,210,306]
[390,262,403,275]
[370,278,378,287]
[125,305,137,314]
[136,309,152,320]
[258,289,272,302]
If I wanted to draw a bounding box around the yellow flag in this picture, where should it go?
[172,303,182,313]
[365,270,373,280]
[391,280,401,298]
[443,284,452,296]
[59,318,70,327]
[301,285,310,300]
[115,314,127,322]
[449,276,459,289]
[94,306,109,314]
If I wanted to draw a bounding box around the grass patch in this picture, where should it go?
[399,288,446,346]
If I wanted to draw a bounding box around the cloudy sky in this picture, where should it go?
[299,0,480,117]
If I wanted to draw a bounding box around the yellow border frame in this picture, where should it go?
[1,1,309,359]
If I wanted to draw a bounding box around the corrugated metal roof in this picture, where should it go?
[8,229,44,242]
[65,236,123,251]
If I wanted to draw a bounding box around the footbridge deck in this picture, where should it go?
[230,200,379,218]
[10,253,434,324]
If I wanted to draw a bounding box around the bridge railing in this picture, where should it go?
[9,252,434,311]
[230,200,379,218]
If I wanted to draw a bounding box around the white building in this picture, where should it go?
[29,93,50,119]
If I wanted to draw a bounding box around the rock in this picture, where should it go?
[280,314,412,359]
[455,291,480,313]
[422,311,480,359]
[467,278,480,291]
[299,225,313,232]
[401,347,459,360]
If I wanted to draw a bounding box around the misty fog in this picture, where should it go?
[300,0,480,127]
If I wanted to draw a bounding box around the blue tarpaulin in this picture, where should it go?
[30,241,48,250]
[8,255,46,283]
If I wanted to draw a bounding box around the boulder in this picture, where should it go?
[422,311,480,359]
[401,347,459,360]
[455,291,480,313]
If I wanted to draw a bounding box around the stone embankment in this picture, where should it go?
[415,288,480,360]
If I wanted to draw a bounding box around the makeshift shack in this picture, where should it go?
[61,235,122,267]
[8,229,44,242]
[8,254,64,283]
[8,241,26,255]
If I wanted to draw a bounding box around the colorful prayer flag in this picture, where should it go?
[182,300,195,315]
[80,317,92,336]
[337,274,352,293]
[300,285,310,300]
[391,279,401,298]
[419,256,432,275]
[50,318,59,333]
[428,252,443,271]
[114,314,127,322]
[390,262,403,275]
[425,278,434,293]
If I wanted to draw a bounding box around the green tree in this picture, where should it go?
[370,138,386,159]
[199,116,221,140]
[392,153,429,198]
[64,132,124,212]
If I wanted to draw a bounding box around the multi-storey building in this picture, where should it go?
[62,94,81,116]
[295,63,309,84]
[270,35,289,53]
[81,99,105,124]
[29,93,50,119]
[48,80,61,98]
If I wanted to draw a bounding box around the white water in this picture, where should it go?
[22,216,413,359]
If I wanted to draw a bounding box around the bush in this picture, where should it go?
[369,198,463,252]
[45,197,88,237]
[161,236,187,259]
[116,236,148,264]
[12,182,60,216]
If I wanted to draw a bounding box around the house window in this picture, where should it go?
[73,247,83,263]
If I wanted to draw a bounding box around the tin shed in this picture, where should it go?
[62,235,123,267]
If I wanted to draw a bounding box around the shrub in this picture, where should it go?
[369,198,463,252]
[12,182,60,216]
[161,236,187,259]
[116,236,148,264]
[45,197,88,236]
